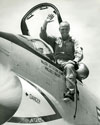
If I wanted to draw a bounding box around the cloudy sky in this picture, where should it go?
[0,0,100,98]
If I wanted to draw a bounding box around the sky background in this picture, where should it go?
[0,0,100,98]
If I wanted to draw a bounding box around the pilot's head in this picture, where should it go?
[59,21,70,40]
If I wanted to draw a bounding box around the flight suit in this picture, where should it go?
[40,27,83,100]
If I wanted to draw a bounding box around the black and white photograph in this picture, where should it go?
[0,0,100,124]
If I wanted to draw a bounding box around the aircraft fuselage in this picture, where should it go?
[0,32,100,125]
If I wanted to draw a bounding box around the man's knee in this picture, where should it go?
[65,64,76,79]
[65,63,74,69]
[66,74,75,79]
[65,63,76,74]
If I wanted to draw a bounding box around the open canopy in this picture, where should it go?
[21,3,62,38]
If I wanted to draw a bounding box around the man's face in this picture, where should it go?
[59,23,70,39]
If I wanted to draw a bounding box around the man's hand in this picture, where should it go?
[42,14,54,30]
[57,60,75,67]
[64,60,79,70]
[45,14,54,23]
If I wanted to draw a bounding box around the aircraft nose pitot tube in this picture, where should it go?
[0,64,22,124]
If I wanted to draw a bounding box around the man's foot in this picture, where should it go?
[63,89,74,102]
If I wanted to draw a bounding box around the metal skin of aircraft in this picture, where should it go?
[0,2,100,125]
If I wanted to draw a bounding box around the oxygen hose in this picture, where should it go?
[73,81,78,119]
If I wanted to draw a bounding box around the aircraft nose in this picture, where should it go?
[0,64,22,124]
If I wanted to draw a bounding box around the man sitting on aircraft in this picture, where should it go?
[40,14,83,101]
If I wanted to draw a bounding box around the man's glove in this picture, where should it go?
[64,60,79,70]
[73,61,79,70]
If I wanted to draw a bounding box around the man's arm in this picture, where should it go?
[40,14,56,50]
[73,40,83,62]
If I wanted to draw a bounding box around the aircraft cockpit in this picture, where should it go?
[20,3,62,62]
[31,38,53,55]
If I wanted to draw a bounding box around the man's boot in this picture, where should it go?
[63,88,75,101]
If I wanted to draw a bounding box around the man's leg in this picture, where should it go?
[64,63,76,101]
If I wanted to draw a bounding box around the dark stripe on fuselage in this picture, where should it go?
[8,76,62,123]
